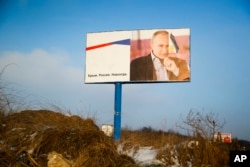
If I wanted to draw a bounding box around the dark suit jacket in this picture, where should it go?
[130,54,190,81]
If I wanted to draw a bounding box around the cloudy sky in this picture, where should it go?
[0,0,250,140]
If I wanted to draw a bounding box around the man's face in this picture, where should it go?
[151,34,169,59]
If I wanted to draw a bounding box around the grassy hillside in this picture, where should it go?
[0,109,136,167]
[1,109,249,166]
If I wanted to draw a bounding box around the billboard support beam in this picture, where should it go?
[114,82,122,141]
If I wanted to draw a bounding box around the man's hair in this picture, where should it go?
[152,30,169,39]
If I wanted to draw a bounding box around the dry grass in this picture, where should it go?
[121,127,187,149]
[0,109,245,167]
[0,109,136,167]
[120,127,232,167]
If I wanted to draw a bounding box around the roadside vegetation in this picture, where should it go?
[121,124,248,166]
[0,66,249,166]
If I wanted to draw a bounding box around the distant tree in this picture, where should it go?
[140,126,154,132]
[178,109,226,139]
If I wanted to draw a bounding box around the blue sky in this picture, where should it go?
[0,0,250,140]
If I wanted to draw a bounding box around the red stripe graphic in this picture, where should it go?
[86,39,130,51]
[86,43,111,51]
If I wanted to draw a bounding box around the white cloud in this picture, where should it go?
[0,49,82,89]
[0,49,87,109]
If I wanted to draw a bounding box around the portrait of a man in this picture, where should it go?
[130,29,190,82]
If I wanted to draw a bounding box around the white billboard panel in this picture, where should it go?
[214,132,232,143]
[85,28,190,83]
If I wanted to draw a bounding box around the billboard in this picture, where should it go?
[85,28,190,83]
[214,132,232,143]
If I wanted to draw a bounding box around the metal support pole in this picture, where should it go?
[114,82,122,141]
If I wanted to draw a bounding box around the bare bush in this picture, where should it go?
[178,109,226,139]
[0,64,25,113]
[175,109,229,166]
